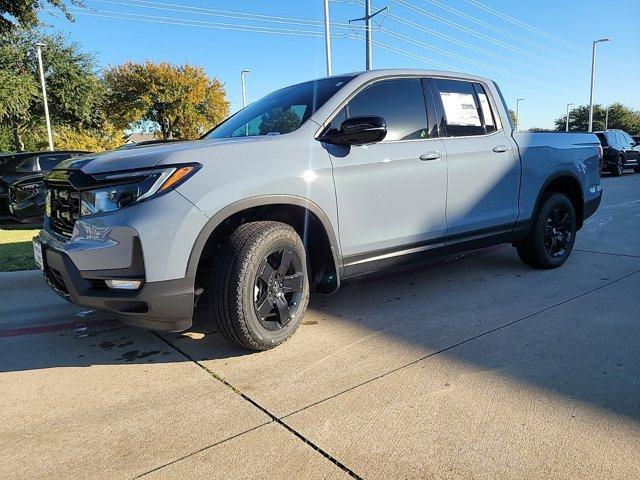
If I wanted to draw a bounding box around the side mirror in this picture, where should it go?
[320,116,387,146]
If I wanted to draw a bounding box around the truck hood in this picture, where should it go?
[53,136,273,175]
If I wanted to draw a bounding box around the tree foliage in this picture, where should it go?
[54,123,122,152]
[103,61,229,140]
[0,29,106,151]
[0,0,81,34]
[554,103,640,134]
[258,109,301,135]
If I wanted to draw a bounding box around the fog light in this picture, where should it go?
[105,279,144,290]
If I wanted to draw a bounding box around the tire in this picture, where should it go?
[634,165,640,174]
[208,221,309,351]
[515,192,577,269]
[609,155,624,176]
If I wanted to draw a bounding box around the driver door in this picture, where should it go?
[324,77,448,262]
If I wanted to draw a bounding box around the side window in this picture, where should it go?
[432,78,485,137]
[38,154,70,171]
[15,157,38,173]
[346,78,428,141]
[474,83,501,133]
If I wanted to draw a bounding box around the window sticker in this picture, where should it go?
[477,93,494,127]
[439,92,481,126]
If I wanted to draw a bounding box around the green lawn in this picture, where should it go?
[0,228,39,272]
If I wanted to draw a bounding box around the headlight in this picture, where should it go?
[80,164,200,217]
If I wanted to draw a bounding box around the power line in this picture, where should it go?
[381,10,564,78]
[421,0,550,51]
[381,28,559,89]
[85,0,357,29]
[464,0,584,51]
[388,0,571,71]
[68,8,356,38]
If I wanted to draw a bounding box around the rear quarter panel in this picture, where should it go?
[513,132,602,221]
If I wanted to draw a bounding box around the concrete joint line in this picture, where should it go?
[281,267,640,420]
[574,249,640,259]
[151,333,363,480]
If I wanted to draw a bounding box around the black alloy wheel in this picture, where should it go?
[543,206,573,258]
[254,248,305,331]
[610,155,624,176]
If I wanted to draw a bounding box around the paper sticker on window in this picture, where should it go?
[477,93,494,127]
[439,92,481,126]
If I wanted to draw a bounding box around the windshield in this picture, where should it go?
[205,76,355,139]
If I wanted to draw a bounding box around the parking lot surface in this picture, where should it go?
[1,172,639,479]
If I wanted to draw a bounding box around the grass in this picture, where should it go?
[0,228,39,272]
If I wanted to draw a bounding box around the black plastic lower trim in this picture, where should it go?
[41,244,194,332]
[583,191,602,220]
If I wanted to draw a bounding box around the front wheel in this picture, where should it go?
[609,155,624,176]
[208,221,309,351]
[515,193,577,269]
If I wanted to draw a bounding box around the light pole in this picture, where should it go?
[605,106,610,130]
[323,0,332,76]
[588,38,611,132]
[240,69,250,108]
[566,103,574,132]
[35,43,53,151]
[515,98,524,131]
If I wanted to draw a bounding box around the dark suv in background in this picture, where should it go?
[0,151,89,226]
[595,130,640,176]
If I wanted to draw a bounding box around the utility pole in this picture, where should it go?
[605,106,610,130]
[35,43,53,151]
[515,98,524,131]
[349,0,388,70]
[588,38,611,132]
[323,0,332,76]
[566,103,574,132]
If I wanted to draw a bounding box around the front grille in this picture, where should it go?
[47,181,80,238]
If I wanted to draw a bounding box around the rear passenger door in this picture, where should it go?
[428,78,519,239]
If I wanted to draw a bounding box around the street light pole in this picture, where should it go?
[35,43,53,151]
[588,38,611,132]
[566,103,574,132]
[605,106,610,130]
[323,0,332,76]
[515,98,524,131]
[240,69,250,108]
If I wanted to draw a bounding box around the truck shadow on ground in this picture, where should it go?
[3,241,639,425]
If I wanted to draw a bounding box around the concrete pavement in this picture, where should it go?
[1,172,639,479]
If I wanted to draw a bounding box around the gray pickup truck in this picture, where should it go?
[35,69,603,350]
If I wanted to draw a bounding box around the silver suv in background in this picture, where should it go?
[35,70,603,350]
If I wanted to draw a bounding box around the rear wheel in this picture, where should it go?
[208,221,309,351]
[609,154,624,176]
[515,193,576,269]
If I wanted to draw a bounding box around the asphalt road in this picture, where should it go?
[1,171,639,479]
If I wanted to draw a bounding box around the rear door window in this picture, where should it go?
[431,78,485,137]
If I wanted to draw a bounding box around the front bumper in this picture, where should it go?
[39,239,195,332]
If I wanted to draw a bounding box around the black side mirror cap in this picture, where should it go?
[319,116,387,146]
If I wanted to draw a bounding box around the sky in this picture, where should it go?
[41,0,640,130]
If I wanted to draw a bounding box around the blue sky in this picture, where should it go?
[42,0,639,129]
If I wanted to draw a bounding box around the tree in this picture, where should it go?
[0,0,81,34]
[54,123,122,152]
[258,109,301,135]
[0,29,106,151]
[508,109,517,125]
[104,61,229,140]
[554,103,640,134]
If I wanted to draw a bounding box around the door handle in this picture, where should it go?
[492,145,510,153]
[420,151,444,161]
